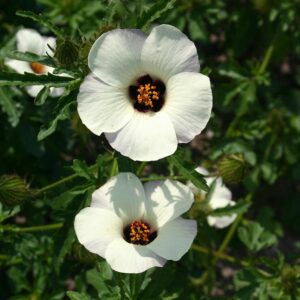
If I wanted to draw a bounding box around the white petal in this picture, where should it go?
[77,74,134,135]
[16,29,45,54]
[105,111,177,161]
[91,173,146,223]
[50,87,64,97]
[144,179,194,227]
[195,166,209,176]
[104,238,166,273]
[141,24,200,82]
[164,72,212,143]
[74,207,123,257]
[207,200,237,229]
[88,29,146,87]
[5,59,32,74]
[147,218,197,261]
[26,85,43,97]
[209,178,232,209]
[43,37,56,56]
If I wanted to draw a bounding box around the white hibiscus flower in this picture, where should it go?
[5,28,63,97]
[74,172,197,274]
[190,167,237,229]
[77,24,212,161]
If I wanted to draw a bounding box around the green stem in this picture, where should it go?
[214,194,252,261]
[192,244,248,267]
[1,222,63,233]
[140,175,185,182]
[35,164,97,195]
[258,42,275,74]
[136,162,147,177]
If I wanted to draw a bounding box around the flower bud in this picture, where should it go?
[0,175,29,207]
[79,39,93,60]
[218,153,247,184]
[72,242,96,265]
[55,38,79,67]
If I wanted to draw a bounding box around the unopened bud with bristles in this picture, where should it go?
[218,153,247,184]
[72,242,96,265]
[55,38,79,67]
[0,175,30,207]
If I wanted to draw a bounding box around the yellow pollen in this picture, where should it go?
[137,83,160,108]
[129,220,151,244]
[30,62,46,74]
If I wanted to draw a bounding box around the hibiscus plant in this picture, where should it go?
[0,1,300,300]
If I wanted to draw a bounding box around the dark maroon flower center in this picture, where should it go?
[128,74,166,112]
[123,220,157,245]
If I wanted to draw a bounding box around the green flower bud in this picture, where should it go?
[218,153,247,184]
[79,39,93,60]
[55,38,79,67]
[72,242,96,265]
[0,175,29,207]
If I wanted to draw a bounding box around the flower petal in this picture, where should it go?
[209,178,232,209]
[105,238,166,273]
[43,37,56,56]
[207,201,237,229]
[105,111,177,161]
[164,72,212,143]
[16,29,45,54]
[77,74,134,135]
[147,217,197,261]
[26,85,43,97]
[88,29,146,87]
[144,179,194,227]
[141,24,200,82]
[5,59,32,74]
[74,207,123,257]
[91,173,146,223]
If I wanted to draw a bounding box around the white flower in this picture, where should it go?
[191,167,237,229]
[77,24,212,161]
[5,28,63,97]
[74,173,197,274]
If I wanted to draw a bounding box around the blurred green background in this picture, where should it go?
[0,0,300,299]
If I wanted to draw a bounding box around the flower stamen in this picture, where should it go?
[123,220,157,245]
[30,62,46,74]
[137,83,160,108]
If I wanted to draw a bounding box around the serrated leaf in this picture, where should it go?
[37,90,76,141]
[210,199,251,216]
[16,10,64,38]
[238,221,277,252]
[168,153,209,192]
[0,72,75,87]
[35,86,50,106]
[2,51,55,67]
[66,291,90,300]
[72,159,95,181]
[136,0,176,29]
[0,87,23,127]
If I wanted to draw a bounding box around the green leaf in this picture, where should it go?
[168,153,209,192]
[136,0,176,29]
[66,291,90,300]
[34,86,50,106]
[0,72,75,87]
[71,159,95,181]
[0,87,23,127]
[86,263,121,299]
[2,51,55,67]
[16,10,64,38]
[37,90,76,141]
[238,221,278,252]
[210,199,251,216]
[188,18,208,41]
